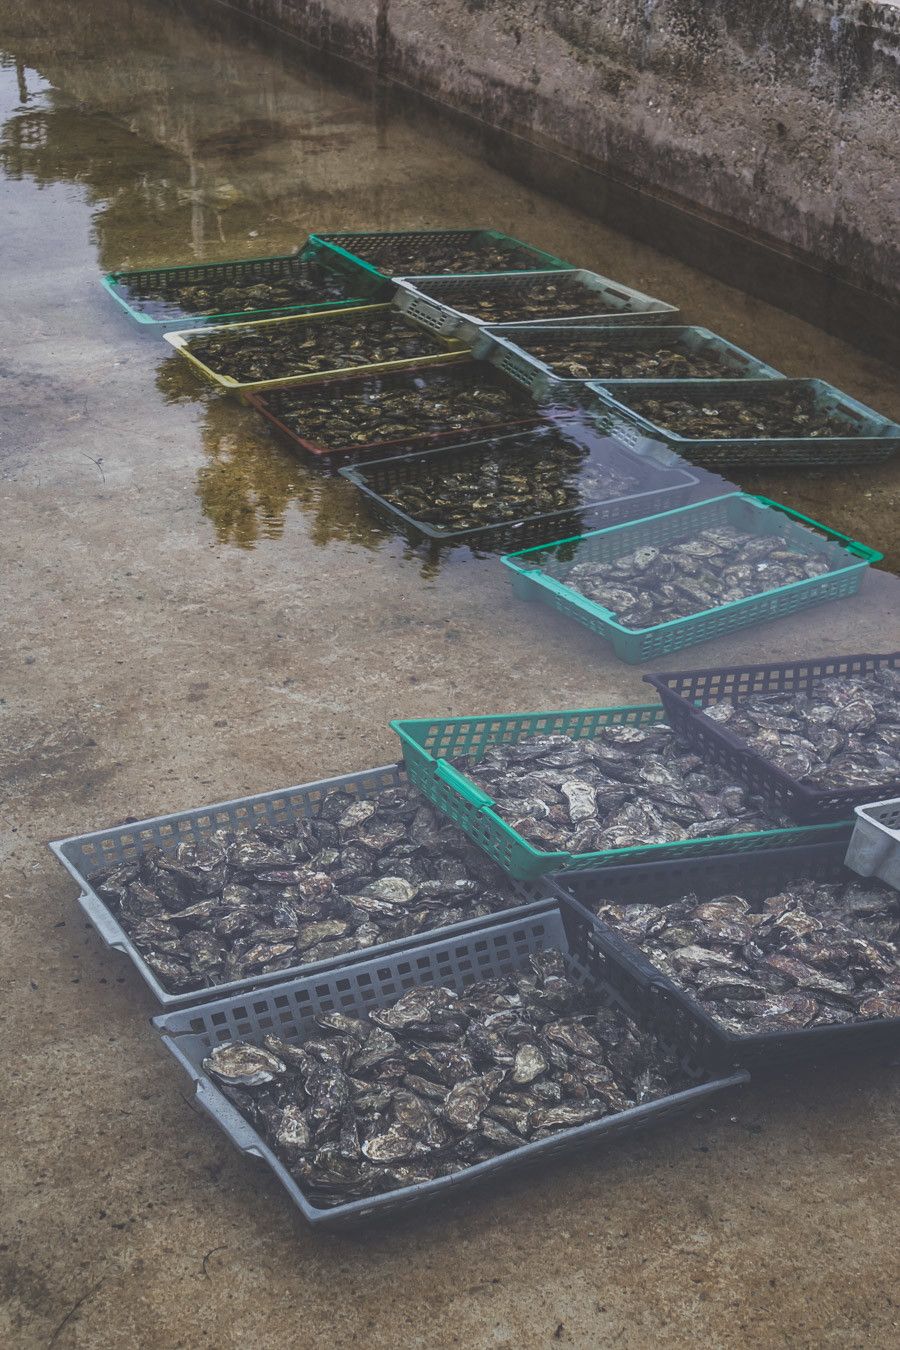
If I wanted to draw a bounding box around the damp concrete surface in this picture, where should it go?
[1,2,899,1347]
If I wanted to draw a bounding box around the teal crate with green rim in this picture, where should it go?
[390,702,851,881]
[307,229,574,282]
[501,494,881,665]
[101,248,388,331]
[583,378,900,467]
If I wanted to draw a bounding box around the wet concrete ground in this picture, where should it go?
[1,1,899,1346]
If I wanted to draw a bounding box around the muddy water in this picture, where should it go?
[2,0,898,564]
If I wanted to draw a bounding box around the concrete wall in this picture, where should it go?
[209,0,900,315]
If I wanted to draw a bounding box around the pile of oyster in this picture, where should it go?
[450,724,789,853]
[122,261,353,320]
[420,276,615,322]
[592,876,900,1034]
[184,310,446,382]
[556,524,833,627]
[203,948,693,1205]
[89,782,523,994]
[699,667,900,791]
[377,430,642,531]
[513,332,738,381]
[261,366,530,451]
[622,387,857,439]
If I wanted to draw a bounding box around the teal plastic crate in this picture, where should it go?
[101,249,387,331]
[584,378,900,467]
[501,493,881,665]
[472,325,782,397]
[308,228,574,282]
[390,703,850,881]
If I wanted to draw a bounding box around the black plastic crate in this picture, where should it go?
[645,651,900,822]
[553,842,900,1070]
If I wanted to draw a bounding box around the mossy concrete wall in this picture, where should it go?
[209,0,900,326]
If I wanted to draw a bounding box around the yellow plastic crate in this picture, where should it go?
[163,304,467,393]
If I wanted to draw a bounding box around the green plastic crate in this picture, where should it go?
[390,703,850,881]
[501,494,881,665]
[584,378,900,467]
[308,228,574,282]
[101,248,387,331]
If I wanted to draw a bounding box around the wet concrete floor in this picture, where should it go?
[1,0,899,1345]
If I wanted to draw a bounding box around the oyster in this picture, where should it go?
[698,667,900,796]
[591,874,900,1034]
[89,781,523,995]
[184,308,447,383]
[450,723,790,854]
[203,950,694,1207]
[546,524,834,628]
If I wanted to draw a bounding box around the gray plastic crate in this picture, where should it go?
[845,797,900,890]
[472,325,782,397]
[153,905,748,1229]
[393,270,677,345]
[583,378,900,468]
[49,764,546,1007]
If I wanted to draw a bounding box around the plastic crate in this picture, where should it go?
[473,325,782,396]
[393,270,678,345]
[339,419,700,552]
[162,304,467,392]
[244,359,567,460]
[644,650,900,822]
[501,494,881,665]
[390,702,850,881]
[845,797,900,890]
[553,840,900,1068]
[153,904,747,1228]
[584,378,900,468]
[101,250,387,330]
[49,763,547,1008]
[308,228,574,281]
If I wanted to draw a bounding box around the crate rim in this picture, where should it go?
[501,492,881,639]
[49,761,551,1008]
[338,424,700,542]
[153,903,748,1225]
[584,376,900,444]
